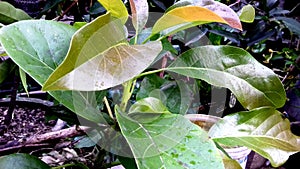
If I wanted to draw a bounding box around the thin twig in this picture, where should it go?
[53,0,79,21]
[229,0,241,7]
[290,3,300,14]
[103,96,114,119]
[282,56,300,84]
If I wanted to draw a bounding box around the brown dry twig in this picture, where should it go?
[0,125,91,154]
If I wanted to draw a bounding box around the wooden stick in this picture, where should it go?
[25,125,90,144]
[0,126,91,154]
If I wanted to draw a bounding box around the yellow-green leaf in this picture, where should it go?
[98,0,128,24]
[43,42,162,91]
[239,4,255,23]
[210,107,300,167]
[152,6,228,36]
[19,68,29,96]
[165,0,242,31]
[42,13,127,90]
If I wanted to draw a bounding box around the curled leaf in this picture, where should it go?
[210,107,300,167]
[98,0,128,24]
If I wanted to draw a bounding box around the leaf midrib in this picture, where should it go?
[165,67,277,107]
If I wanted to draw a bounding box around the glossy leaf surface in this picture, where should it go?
[0,153,51,169]
[97,0,128,24]
[44,41,162,91]
[43,13,162,91]
[209,107,300,167]
[166,45,286,109]
[152,0,242,36]
[0,20,105,123]
[166,0,242,30]
[152,6,228,36]
[129,0,149,33]
[116,107,224,169]
[0,1,31,24]
[43,13,126,90]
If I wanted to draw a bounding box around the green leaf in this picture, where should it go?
[136,75,164,100]
[239,4,255,23]
[130,27,152,45]
[115,107,224,169]
[137,75,194,114]
[73,22,87,29]
[166,45,286,110]
[128,97,171,123]
[0,1,31,24]
[129,0,148,34]
[0,20,106,123]
[209,107,300,167]
[90,1,106,15]
[0,59,14,84]
[161,38,178,55]
[0,20,76,75]
[222,156,242,169]
[0,153,51,169]
[40,0,65,14]
[19,67,29,96]
[275,17,300,36]
[97,0,128,24]
[118,156,138,169]
[43,13,162,91]
[129,97,171,114]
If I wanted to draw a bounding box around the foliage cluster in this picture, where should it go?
[0,0,299,169]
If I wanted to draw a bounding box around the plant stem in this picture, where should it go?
[119,69,165,112]
[120,80,133,112]
[4,70,18,126]
[134,31,138,45]
[51,163,76,169]
[103,96,114,119]
[53,0,79,21]
[135,68,164,79]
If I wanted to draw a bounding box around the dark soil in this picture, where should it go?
[0,100,96,168]
[0,105,54,145]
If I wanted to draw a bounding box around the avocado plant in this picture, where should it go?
[0,0,299,168]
